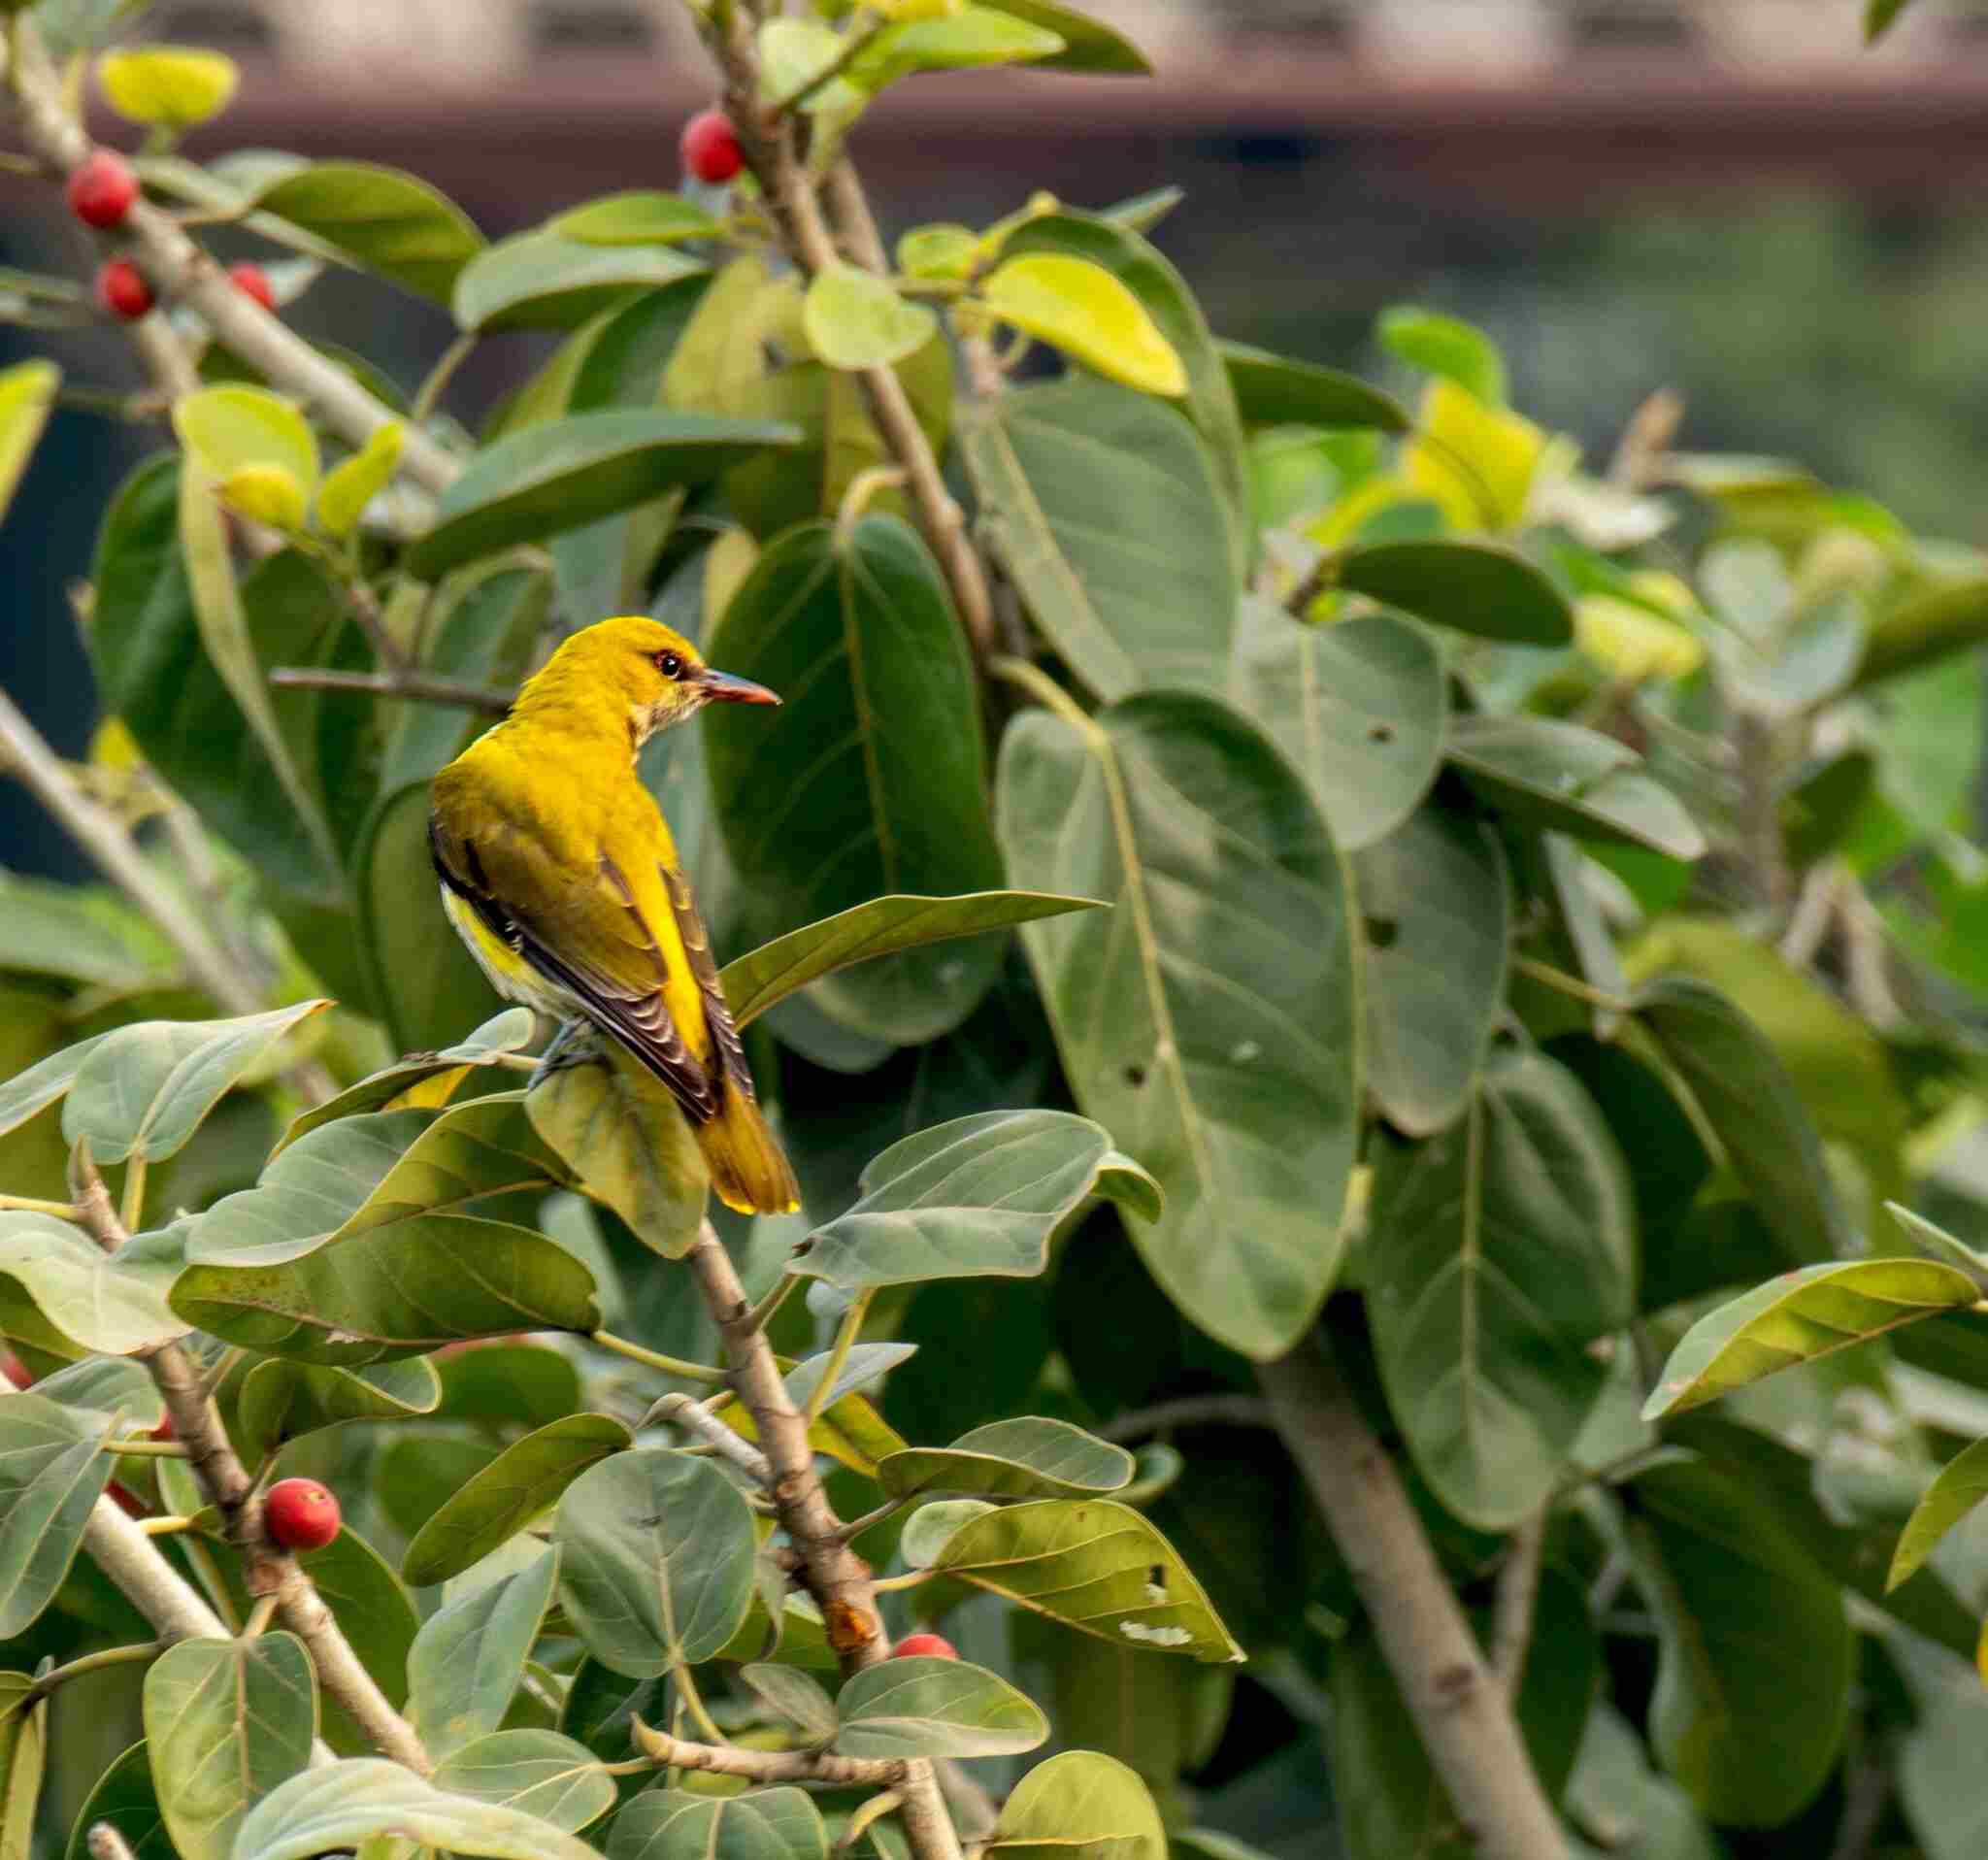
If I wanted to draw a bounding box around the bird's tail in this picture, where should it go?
[699,1086,801,1216]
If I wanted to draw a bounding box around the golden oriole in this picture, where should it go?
[428,615,801,1215]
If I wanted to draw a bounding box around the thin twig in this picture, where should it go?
[1097,1394,1275,1442]
[769,15,886,114]
[412,332,478,425]
[642,1390,773,1484]
[1509,955,1634,1015]
[634,1715,907,1786]
[23,1639,163,1703]
[1259,1343,1568,1860]
[1489,1511,1544,1693]
[1284,548,1342,618]
[87,1824,139,1860]
[340,577,412,674]
[267,667,514,714]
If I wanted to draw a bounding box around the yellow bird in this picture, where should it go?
[428,615,801,1215]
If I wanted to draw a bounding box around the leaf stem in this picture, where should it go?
[243,1592,281,1638]
[104,1437,189,1458]
[137,1514,198,1536]
[592,1330,729,1384]
[412,331,478,424]
[671,1656,729,1745]
[0,1193,80,1219]
[987,655,1096,739]
[1509,954,1634,1014]
[118,1153,147,1234]
[24,1639,163,1701]
[804,1287,873,1426]
[870,1568,936,1593]
[769,13,885,114]
[744,1271,800,1336]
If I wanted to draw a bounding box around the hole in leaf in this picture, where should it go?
[1123,1063,1147,1087]
[1368,722,1395,744]
[1365,917,1399,949]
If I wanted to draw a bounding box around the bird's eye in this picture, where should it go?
[655,651,683,679]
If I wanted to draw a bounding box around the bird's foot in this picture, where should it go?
[528,1018,602,1087]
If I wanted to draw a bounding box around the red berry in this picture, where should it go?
[95,257,152,320]
[680,110,743,184]
[0,1352,31,1390]
[892,1633,958,1661]
[227,261,275,311]
[67,149,139,229]
[264,1477,341,1550]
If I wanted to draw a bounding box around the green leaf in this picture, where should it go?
[1353,798,1509,1137]
[431,1729,614,1833]
[987,1750,1166,1860]
[0,1030,113,1144]
[0,360,58,528]
[1896,1437,1988,1596]
[143,1633,316,1860]
[62,1739,170,1860]
[1857,575,1988,687]
[1628,1453,1849,1827]
[173,384,319,500]
[1368,1047,1635,1528]
[356,780,506,1053]
[251,163,485,302]
[0,1212,185,1355]
[1230,601,1445,852]
[1867,0,1914,43]
[1643,1259,1977,1421]
[433,1342,583,1432]
[177,463,341,879]
[404,1414,630,1587]
[172,1204,599,1365]
[0,1394,114,1637]
[741,1664,839,1743]
[1636,977,1850,1263]
[63,1001,326,1164]
[718,892,1103,1030]
[832,1656,1047,1759]
[803,265,938,371]
[90,459,334,893]
[1000,213,1248,579]
[410,409,792,579]
[997,691,1359,1360]
[931,1498,1242,1661]
[0,875,171,991]
[1217,340,1411,435]
[547,192,724,248]
[981,254,1186,398]
[528,1051,707,1258]
[1334,540,1572,647]
[1377,306,1506,404]
[411,1545,559,1756]
[968,0,1148,70]
[848,7,1065,86]
[706,516,1004,1044]
[455,231,704,334]
[962,379,1238,701]
[555,1448,758,1676]
[316,421,404,538]
[1448,715,1706,859]
[878,1415,1134,1500]
[0,1676,42,1860]
[795,1110,1157,1290]
[608,1788,827,1860]
[233,1758,603,1860]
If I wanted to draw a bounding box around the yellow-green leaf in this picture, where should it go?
[897,223,979,282]
[98,46,239,127]
[0,361,58,530]
[980,253,1185,398]
[1400,378,1545,531]
[173,385,320,500]
[316,422,404,537]
[803,264,938,371]
[218,463,307,531]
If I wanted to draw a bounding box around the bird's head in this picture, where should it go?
[540,615,779,747]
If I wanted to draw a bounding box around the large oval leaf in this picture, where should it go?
[233,1758,602,1860]
[794,1110,1159,1291]
[803,264,938,371]
[878,1415,1134,1501]
[251,162,484,301]
[930,1497,1241,1661]
[432,1728,614,1833]
[962,377,1237,702]
[717,891,1103,1029]
[0,1395,115,1637]
[1448,715,1706,860]
[236,1355,441,1461]
[1230,600,1445,852]
[61,1739,168,1860]
[1367,1046,1636,1529]
[608,1788,827,1860]
[409,410,798,579]
[980,254,1185,398]
[997,690,1359,1360]
[706,515,1004,1043]
[403,1413,631,1587]
[1628,1453,1850,1827]
[832,1656,1047,1759]
[1335,539,1572,646]
[1353,796,1510,1137]
[988,1750,1166,1860]
[0,1212,185,1355]
[1218,339,1411,435]
[454,232,703,333]
[410,1547,560,1757]
[554,1448,757,1676]
[1889,1435,1988,1593]
[143,1632,316,1860]
[1644,1259,1978,1421]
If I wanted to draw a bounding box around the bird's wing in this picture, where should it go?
[429,805,719,1122]
[657,860,760,1106]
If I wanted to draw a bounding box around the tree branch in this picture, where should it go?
[683,1221,963,1860]
[632,1715,905,1786]
[267,666,514,714]
[5,20,457,496]
[1259,1343,1568,1860]
[641,1389,772,1484]
[1097,1394,1275,1442]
